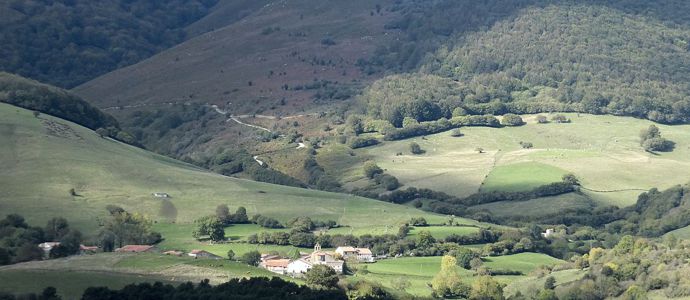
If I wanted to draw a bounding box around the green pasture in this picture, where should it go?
[357,252,565,297]
[0,103,459,236]
[358,113,690,207]
[470,193,595,219]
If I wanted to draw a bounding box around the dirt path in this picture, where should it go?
[228,116,272,132]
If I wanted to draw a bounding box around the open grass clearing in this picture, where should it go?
[663,225,690,240]
[503,268,587,298]
[0,103,463,237]
[0,252,287,298]
[357,252,565,297]
[470,193,595,219]
[358,113,690,207]
[480,162,568,192]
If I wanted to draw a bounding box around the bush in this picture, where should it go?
[536,115,549,123]
[241,250,261,266]
[375,174,401,191]
[410,142,425,154]
[551,114,571,123]
[349,136,380,149]
[450,129,464,137]
[501,113,525,126]
[363,161,384,179]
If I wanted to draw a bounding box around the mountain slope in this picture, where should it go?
[74,0,398,116]
[363,2,690,124]
[0,0,220,88]
[0,102,455,234]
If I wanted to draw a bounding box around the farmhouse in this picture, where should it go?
[261,259,290,274]
[286,244,344,276]
[115,245,154,253]
[335,246,374,262]
[188,249,222,259]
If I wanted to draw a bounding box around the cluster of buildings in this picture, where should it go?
[259,244,374,276]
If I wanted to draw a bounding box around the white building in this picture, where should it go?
[335,246,374,263]
[286,244,344,276]
[542,228,555,238]
[287,258,312,275]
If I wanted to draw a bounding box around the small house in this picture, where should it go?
[153,192,171,198]
[335,246,374,262]
[261,259,290,274]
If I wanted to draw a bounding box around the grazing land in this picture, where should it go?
[354,252,564,297]
[358,113,690,207]
[0,103,457,235]
[0,252,282,299]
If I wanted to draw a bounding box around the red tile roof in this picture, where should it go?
[263,259,290,268]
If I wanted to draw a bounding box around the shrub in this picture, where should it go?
[450,129,464,137]
[363,161,384,179]
[501,113,525,126]
[551,114,571,123]
[240,250,261,266]
[536,115,549,123]
[349,136,379,149]
[410,142,425,154]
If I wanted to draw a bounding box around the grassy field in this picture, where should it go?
[470,193,595,219]
[358,113,690,208]
[503,268,587,297]
[0,252,284,298]
[0,103,462,236]
[663,225,690,240]
[481,162,567,192]
[356,252,565,297]
[0,270,171,299]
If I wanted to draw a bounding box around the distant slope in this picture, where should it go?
[0,102,457,234]
[0,72,119,130]
[363,2,690,124]
[74,0,398,116]
[0,0,220,88]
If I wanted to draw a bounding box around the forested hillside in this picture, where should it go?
[0,0,218,88]
[362,1,690,124]
[0,72,119,131]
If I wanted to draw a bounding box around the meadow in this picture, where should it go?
[355,252,565,297]
[358,113,690,208]
[0,252,284,299]
[0,103,458,236]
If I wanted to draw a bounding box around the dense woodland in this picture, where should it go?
[361,1,690,125]
[0,0,218,88]
[0,73,119,130]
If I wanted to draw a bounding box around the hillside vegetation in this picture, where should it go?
[0,0,219,88]
[0,72,119,131]
[0,102,451,234]
[363,2,690,125]
[353,114,690,208]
